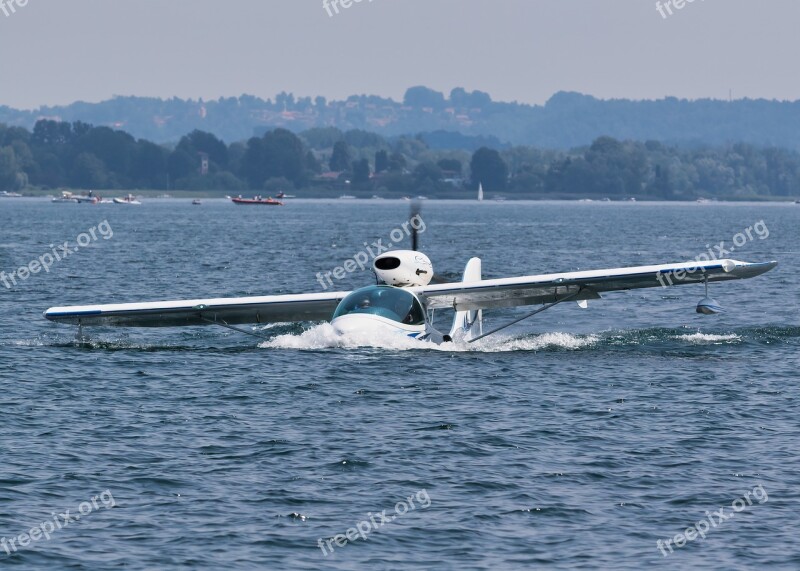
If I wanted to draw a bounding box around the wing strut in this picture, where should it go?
[200,316,272,341]
[468,290,581,343]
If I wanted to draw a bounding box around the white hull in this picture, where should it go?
[331,313,431,341]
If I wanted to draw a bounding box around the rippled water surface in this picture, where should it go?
[1,198,798,569]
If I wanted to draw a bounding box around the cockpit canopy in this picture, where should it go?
[333,286,426,326]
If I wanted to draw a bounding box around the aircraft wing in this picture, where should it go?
[44,290,350,327]
[413,259,778,311]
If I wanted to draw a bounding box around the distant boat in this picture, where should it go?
[276,192,296,199]
[371,195,384,200]
[696,198,711,204]
[231,196,283,206]
[52,191,78,203]
[192,199,202,206]
[74,191,100,204]
[0,191,23,198]
[114,194,142,205]
[416,195,428,200]
[338,195,356,200]
[494,196,507,202]
[478,183,484,202]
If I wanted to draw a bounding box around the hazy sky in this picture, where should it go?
[1,0,798,109]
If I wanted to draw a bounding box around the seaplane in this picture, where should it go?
[43,212,777,345]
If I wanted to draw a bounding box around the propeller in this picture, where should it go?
[409,200,421,252]
[408,200,450,284]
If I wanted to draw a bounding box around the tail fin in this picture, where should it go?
[449,257,482,341]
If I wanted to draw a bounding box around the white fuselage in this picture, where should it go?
[328,284,448,343]
[331,313,427,340]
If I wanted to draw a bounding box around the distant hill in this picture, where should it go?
[1,87,799,149]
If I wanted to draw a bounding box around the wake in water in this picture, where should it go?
[675,332,741,344]
[259,323,599,352]
[258,324,800,353]
[13,326,796,353]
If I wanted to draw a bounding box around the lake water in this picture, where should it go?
[1,198,798,569]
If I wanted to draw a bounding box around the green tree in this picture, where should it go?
[414,162,443,187]
[134,141,169,188]
[306,151,322,174]
[436,158,461,174]
[352,158,371,187]
[241,129,307,189]
[262,128,307,187]
[0,147,20,190]
[301,127,343,150]
[470,147,508,190]
[32,120,72,147]
[329,141,351,172]
[403,86,446,110]
[73,126,136,182]
[168,149,198,183]
[70,152,110,188]
[388,152,406,172]
[177,130,228,168]
[375,150,389,173]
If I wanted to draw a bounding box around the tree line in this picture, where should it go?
[1,120,799,199]
[2,88,800,149]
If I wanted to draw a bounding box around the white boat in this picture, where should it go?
[338,195,356,200]
[51,191,100,204]
[0,191,23,198]
[114,194,142,205]
[52,191,78,203]
[478,183,484,202]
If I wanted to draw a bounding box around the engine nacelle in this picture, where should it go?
[373,251,434,287]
